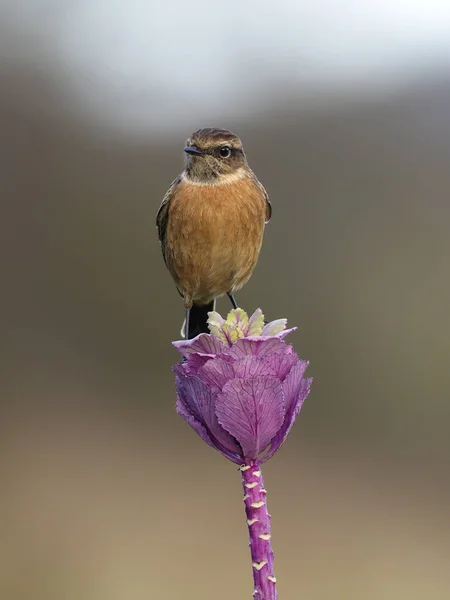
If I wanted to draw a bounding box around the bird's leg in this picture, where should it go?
[227,293,238,309]
[184,307,190,340]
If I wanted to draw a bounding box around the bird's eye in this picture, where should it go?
[219,146,231,158]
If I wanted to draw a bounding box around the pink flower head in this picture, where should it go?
[173,309,312,464]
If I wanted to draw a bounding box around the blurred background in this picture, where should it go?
[2,1,450,598]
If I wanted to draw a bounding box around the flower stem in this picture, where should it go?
[241,461,277,600]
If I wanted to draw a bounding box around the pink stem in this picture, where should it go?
[241,461,278,600]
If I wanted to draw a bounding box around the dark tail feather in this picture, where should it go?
[183,300,215,339]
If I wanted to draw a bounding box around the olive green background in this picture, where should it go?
[2,10,450,600]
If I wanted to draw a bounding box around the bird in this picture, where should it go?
[156,128,271,339]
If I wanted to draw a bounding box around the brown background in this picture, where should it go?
[1,6,450,599]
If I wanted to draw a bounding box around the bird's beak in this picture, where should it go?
[184,145,203,156]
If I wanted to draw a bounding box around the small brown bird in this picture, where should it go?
[156,128,271,339]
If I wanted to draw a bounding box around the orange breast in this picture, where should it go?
[164,175,267,306]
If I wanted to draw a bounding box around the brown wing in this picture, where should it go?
[156,175,181,263]
[264,187,272,223]
[251,174,272,223]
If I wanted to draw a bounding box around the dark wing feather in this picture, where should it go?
[251,174,272,223]
[264,189,272,223]
[156,175,181,263]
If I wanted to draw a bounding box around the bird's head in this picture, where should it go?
[183,128,249,183]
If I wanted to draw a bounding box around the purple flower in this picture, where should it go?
[173,308,312,599]
[173,308,312,464]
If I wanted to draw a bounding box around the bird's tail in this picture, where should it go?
[181,300,216,339]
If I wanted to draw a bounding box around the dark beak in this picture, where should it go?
[184,145,203,156]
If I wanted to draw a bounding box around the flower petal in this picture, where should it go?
[262,362,312,461]
[219,308,250,344]
[197,355,276,390]
[266,351,299,381]
[196,357,236,390]
[261,318,287,336]
[216,376,285,460]
[207,311,228,343]
[230,337,291,359]
[231,355,277,379]
[225,308,249,331]
[173,334,226,357]
[185,353,215,374]
[176,374,242,457]
[274,326,297,339]
[283,360,309,414]
[247,308,265,337]
[176,395,216,449]
[174,355,214,377]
